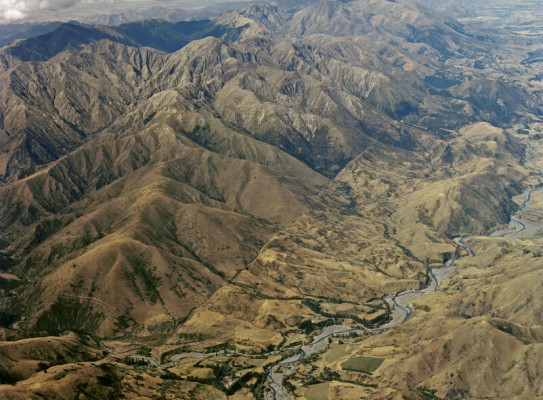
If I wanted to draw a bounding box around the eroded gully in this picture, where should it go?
[129,139,543,400]
[265,139,543,400]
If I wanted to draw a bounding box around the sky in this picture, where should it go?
[1,0,107,20]
[0,0,223,21]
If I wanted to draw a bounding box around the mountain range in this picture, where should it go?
[1,0,542,399]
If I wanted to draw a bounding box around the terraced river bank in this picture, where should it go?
[127,238,470,400]
[128,138,543,400]
[265,138,543,399]
[264,238,470,400]
[491,139,543,238]
[128,236,469,400]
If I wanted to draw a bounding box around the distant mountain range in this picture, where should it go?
[0,0,319,47]
[0,1,542,398]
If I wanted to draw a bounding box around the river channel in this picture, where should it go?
[130,138,543,400]
[491,139,543,238]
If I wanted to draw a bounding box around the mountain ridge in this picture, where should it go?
[1,1,542,398]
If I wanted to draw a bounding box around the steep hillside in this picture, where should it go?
[0,40,165,181]
[0,23,133,72]
[0,0,542,398]
[0,0,534,342]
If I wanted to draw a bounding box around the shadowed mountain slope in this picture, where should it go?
[0,1,542,398]
[0,0,537,339]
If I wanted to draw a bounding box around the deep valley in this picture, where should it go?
[0,0,542,399]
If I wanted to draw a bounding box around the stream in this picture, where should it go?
[491,139,543,238]
[264,238,470,400]
[264,138,543,400]
[129,239,469,400]
[129,138,542,400]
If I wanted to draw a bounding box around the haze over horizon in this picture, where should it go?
[0,0,253,23]
[1,0,543,398]
[0,0,533,27]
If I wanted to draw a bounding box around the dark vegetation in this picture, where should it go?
[341,356,385,374]
[301,299,392,329]
[204,342,236,354]
[124,252,164,305]
[32,298,105,336]
[159,358,267,399]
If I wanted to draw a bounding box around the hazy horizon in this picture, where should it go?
[0,0,256,23]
